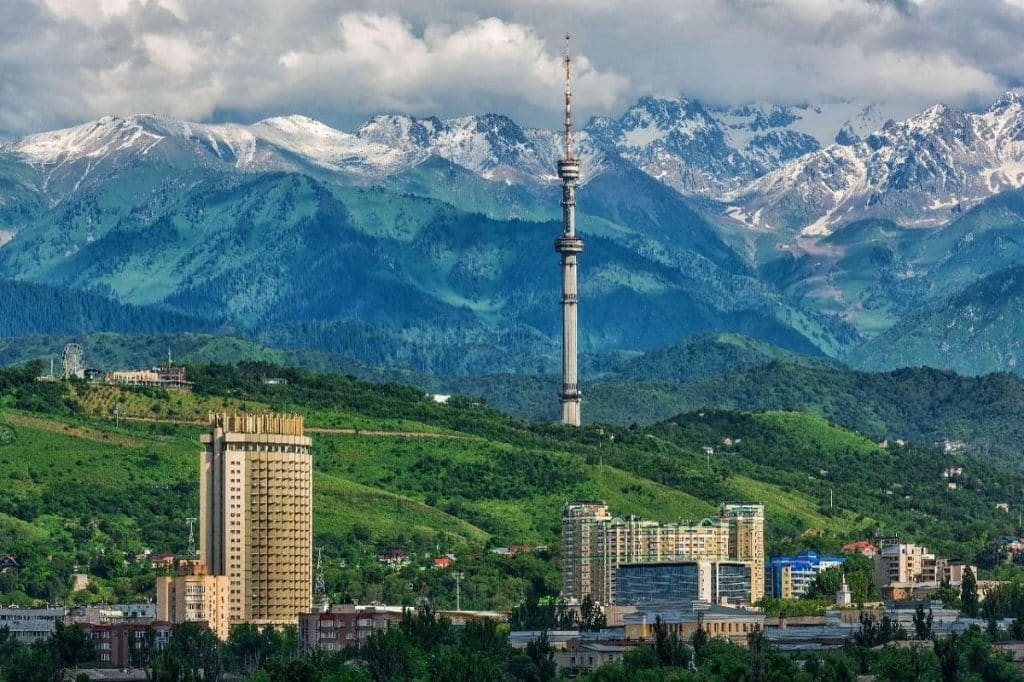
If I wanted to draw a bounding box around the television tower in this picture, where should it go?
[556,33,583,427]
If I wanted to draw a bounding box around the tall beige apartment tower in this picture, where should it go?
[200,413,313,627]
[720,503,766,603]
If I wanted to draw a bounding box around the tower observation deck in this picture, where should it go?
[556,33,583,427]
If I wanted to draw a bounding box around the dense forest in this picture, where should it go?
[0,279,219,338]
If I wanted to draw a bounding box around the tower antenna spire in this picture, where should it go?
[563,32,574,161]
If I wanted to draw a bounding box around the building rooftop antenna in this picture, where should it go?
[563,32,574,161]
[185,517,198,558]
[314,546,326,598]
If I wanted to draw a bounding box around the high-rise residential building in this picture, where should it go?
[561,502,765,605]
[561,502,612,603]
[201,413,313,627]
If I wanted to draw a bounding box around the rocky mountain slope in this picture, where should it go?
[729,93,1024,235]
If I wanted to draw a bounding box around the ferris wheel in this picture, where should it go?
[61,343,84,379]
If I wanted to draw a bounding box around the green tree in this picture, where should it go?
[153,621,222,682]
[579,595,607,632]
[913,604,934,640]
[748,626,769,682]
[130,626,159,680]
[523,632,557,682]
[49,622,94,671]
[621,645,660,672]
[962,567,979,618]
[854,613,906,647]
[698,639,749,680]
[361,627,417,682]
[652,617,690,668]
[690,626,708,665]
[873,644,938,681]
[933,581,962,611]
[429,645,503,682]
[934,634,960,682]
[1010,617,1024,640]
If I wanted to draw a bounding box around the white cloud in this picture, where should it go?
[2,0,1024,137]
[273,15,627,118]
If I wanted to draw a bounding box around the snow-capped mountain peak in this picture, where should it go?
[728,92,1024,235]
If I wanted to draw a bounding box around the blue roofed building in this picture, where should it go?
[765,551,845,599]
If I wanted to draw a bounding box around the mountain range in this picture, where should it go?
[3,92,1024,378]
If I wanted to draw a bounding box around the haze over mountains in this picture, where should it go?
[3,91,1024,377]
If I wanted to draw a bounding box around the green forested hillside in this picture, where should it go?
[6,331,1024,471]
[0,279,217,338]
[0,361,1020,611]
[433,337,1024,469]
[849,264,1024,376]
[0,144,858,374]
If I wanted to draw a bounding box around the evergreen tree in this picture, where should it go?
[934,632,961,682]
[651,617,690,668]
[690,626,708,665]
[579,595,607,632]
[962,567,980,618]
[913,604,933,640]
[522,632,557,682]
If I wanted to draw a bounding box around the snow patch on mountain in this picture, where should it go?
[728,93,1024,234]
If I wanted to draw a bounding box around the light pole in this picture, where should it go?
[452,572,466,611]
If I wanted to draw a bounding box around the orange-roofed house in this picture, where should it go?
[842,540,877,558]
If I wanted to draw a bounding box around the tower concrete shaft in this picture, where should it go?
[556,33,583,427]
[556,161,582,426]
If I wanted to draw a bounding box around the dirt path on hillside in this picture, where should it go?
[118,415,465,439]
[2,413,141,447]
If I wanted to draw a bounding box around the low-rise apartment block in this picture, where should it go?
[84,621,173,668]
[0,607,65,645]
[872,537,975,601]
[765,551,845,599]
[298,604,508,652]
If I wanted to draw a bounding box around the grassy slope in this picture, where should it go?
[2,363,1022,607]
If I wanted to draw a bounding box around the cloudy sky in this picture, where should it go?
[3,0,1024,137]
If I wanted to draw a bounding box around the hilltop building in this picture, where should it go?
[765,551,845,599]
[561,502,764,605]
[106,366,191,390]
[157,413,313,637]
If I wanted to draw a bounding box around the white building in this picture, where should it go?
[0,607,65,644]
